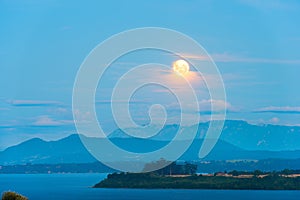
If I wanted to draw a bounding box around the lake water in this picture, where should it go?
[0,173,300,200]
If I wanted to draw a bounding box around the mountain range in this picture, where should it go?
[1,120,300,165]
[109,120,300,151]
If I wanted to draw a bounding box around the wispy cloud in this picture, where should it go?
[32,115,73,127]
[254,106,300,114]
[0,124,15,129]
[183,53,300,64]
[96,100,149,105]
[198,99,238,112]
[167,99,238,115]
[8,100,62,107]
[0,116,73,128]
[269,117,280,124]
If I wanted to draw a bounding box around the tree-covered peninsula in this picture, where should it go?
[94,172,300,190]
[94,162,300,190]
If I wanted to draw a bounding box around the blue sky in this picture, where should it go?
[1,0,300,149]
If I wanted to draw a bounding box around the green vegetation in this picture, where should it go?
[2,191,28,200]
[94,171,300,190]
[95,162,300,190]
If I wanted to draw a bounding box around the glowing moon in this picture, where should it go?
[173,59,190,76]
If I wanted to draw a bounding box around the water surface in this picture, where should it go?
[1,174,299,200]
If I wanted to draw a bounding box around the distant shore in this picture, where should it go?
[94,172,300,190]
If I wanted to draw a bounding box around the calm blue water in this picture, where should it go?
[0,173,300,200]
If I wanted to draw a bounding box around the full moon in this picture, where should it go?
[173,59,190,76]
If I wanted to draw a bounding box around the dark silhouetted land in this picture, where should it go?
[94,171,300,190]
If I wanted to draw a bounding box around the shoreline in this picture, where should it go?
[94,172,300,190]
[93,187,300,191]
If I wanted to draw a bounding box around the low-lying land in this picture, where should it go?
[94,171,300,190]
